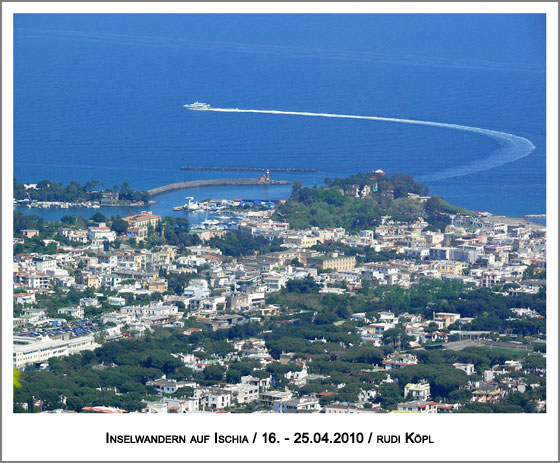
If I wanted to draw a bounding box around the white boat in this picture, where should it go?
[173,196,201,212]
[185,196,200,211]
[200,219,220,229]
[184,102,211,111]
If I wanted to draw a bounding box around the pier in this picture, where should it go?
[147,177,290,197]
[179,166,319,173]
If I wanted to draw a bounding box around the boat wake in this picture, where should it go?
[202,107,535,182]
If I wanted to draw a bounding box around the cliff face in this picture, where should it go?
[147,178,290,197]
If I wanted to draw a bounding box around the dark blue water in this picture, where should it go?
[14,14,546,220]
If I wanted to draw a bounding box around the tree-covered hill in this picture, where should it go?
[272,172,474,232]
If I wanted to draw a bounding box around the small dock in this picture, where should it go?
[147,177,290,197]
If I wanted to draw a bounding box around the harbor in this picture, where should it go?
[172,196,278,212]
[172,196,279,230]
[14,179,291,223]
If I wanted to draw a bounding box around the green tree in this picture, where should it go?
[90,212,107,223]
[111,216,129,235]
[226,369,242,384]
[375,383,402,410]
[204,365,226,382]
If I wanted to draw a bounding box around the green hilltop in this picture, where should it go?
[273,172,475,232]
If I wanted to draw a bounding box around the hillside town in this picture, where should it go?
[13,173,547,414]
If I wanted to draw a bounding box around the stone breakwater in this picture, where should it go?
[147,178,290,197]
[180,166,318,173]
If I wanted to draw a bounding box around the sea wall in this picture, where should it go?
[147,178,290,197]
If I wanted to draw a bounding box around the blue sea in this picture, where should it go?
[13,14,546,222]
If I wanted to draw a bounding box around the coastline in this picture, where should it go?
[14,199,157,210]
[15,184,546,231]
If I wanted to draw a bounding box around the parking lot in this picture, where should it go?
[15,320,109,340]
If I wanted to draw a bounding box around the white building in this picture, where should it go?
[366,323,395,336]
[144,397,199,414]
[453,363,475,375]
[200,389,232,410]
[222,383,259,404]
[13,272,50,289]
[146,378,192,395]
[273,396,321,413]
[378,311,397,323]
[57,306,84,319]
[108,296,127,306]
[35,258,57,273]
[13,335,99,369]
[122,304,179,317]
[241,375,271,391]
[88,227,116,242]
[102,312,133,325]
[404,381,431,401]
[382,354,418,370]
[404,247,430,260]
[80,297,100,308]
[285,366,309,387]
[101,274,122,289]
[325,404,383,414]
[510,307,540,318]
[183,279,211,299]
[259,391,293,407]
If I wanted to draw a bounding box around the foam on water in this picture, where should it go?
[206,107,536,182]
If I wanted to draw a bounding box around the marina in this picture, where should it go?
[172,196,278,229]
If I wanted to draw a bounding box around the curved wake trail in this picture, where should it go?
[206,107,535,182]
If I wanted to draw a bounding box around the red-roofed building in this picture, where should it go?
[123,211,161,239]
[471,390,503,403]
[14,293,36,305]
[397,400,437,413]
[81,406,128,413]
[184,328,203,335]
[436,403,458,413]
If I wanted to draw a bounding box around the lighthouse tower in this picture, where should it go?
[265,169,270,183]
